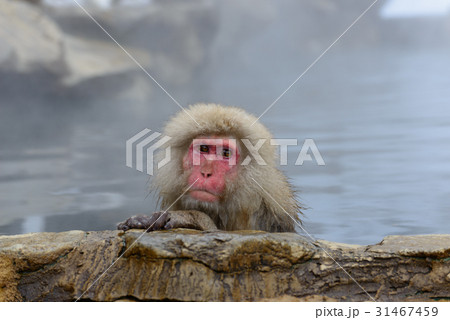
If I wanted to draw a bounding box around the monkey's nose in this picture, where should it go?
[201,172,212,178]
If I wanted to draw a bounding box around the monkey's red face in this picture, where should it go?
[183,136,240,203]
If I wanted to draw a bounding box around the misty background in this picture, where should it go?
[1,0,449,244]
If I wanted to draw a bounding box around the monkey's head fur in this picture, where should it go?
[152,103,302,232]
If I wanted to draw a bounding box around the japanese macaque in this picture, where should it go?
[118,103,302,232]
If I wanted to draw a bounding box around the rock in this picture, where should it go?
[0,230,449,301]
[43,0,218,87]
[1,0,215,91]
[0,0,153,87]
[61,35,151,86]
[0,0,64,74]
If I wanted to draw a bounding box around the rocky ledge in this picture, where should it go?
[0,230,449,302]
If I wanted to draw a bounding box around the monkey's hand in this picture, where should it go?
[117,210,218,232]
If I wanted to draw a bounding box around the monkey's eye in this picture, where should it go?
[199,145,209,153]
[222,148,231,158]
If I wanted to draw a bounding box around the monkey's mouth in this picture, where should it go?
[189,189,219,203]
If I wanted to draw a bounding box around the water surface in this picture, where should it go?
[1,3,449,244]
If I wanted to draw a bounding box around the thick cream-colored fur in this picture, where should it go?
[152,103,302,232]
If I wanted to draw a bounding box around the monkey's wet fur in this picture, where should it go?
[118,104,302,233]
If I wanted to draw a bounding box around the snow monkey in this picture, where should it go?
[118,103,302,232]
